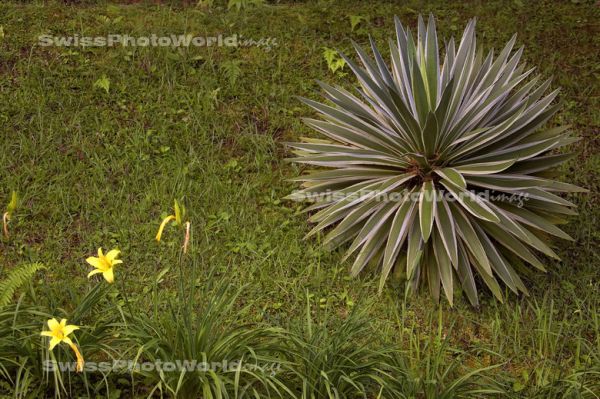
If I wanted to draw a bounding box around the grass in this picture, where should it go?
[0,0,598,397]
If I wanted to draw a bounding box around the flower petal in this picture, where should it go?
[105,249,120,262]
[87,268,103,278]
[41,331,54,337]
[63,325,79,336]
[103,268,115,283]
[60,319,67,327]
[156,215,176,242]
[48,337,61,350]
[86,256,103,269]
[67,342,85,373]
[47,318,60,332]
[97,248,104,258]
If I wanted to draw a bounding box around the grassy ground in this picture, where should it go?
[0,0,598,397]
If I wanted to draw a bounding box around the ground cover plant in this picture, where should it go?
[0,0,598,397]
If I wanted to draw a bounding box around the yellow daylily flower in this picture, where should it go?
[155,200,191,253]
[86,248,122,283]
[41,318,84,372]
[155,215,175,242]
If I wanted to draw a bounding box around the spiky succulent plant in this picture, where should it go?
[287,15,586,306]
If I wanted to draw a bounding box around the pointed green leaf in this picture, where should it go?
[419,181,436,242]
[440,178,499,223]
[434,168,466,189]
[435,198,458,266]
[432,230,453,306]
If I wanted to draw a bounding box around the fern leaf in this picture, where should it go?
[0,263,45,307]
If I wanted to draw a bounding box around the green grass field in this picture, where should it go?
[0,0,598,397]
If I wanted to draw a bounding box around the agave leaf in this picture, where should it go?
[341,49,423,146]
[435,198,459,266]
[469,251,503,302]
[425,14,440,105]
[456,242,479,306]
[495,202,573,241]
[489,203,560,259]
[432,230,453,306]
[543,181,588,193]
[434,167,466,188]
[434,77,455,132]
[473,224,519,294]
[406,221,423,280]
[480,221,546,271]
[292,167,401,183]
[448,202,492,276]
[508,153,573,174]
[302,118,395,154]
[411,54,431,125]
[440,178,499,223]
[299,97,405,152]
[465,136,559,164]
[424,245,441,303]
[419,181,437,242]
[454,160,516,175]
[525,199,578,216]
[517,187,576,207]
[380,192,417,291]
[324,198,384,248]
[465,174,551,191]
[344,200,400,262]
[287,153,409,169]
[421,112,438,157]
[350,217,391,276]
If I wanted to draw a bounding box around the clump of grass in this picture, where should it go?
[277,295,394,398]
[120,260,290,398]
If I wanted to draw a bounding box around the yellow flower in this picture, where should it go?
[86,248,122,283]
[155,215,175,242]
[41,318,84,372]
[155,200,191,253]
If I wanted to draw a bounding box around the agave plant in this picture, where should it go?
[287,15,586,306]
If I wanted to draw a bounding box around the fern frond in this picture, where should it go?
[0,263,46,307]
